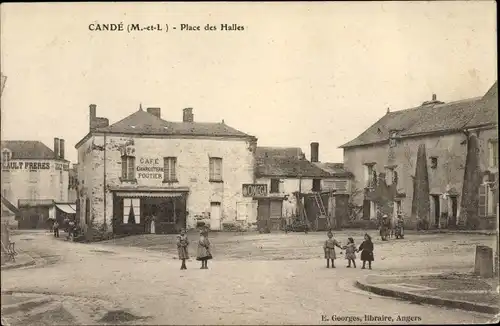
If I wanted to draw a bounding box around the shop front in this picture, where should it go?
[256,197,285,231]
[112,189,189,235]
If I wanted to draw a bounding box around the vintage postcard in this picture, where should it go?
[0,1,498,325]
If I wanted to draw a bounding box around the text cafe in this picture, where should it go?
[136,158,164,179]
[242,184,285,230]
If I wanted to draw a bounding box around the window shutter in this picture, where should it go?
[171,158,176,180]
[478,184,487,217]
[121,157,127,179]
[364,166,369,187]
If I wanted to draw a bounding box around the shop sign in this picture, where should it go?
[2,161,51,171]
[137,157,164,179]
[242,184,268,197]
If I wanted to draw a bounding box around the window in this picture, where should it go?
[163,157,177,182]
[385,168,393,185]
[121,156,136,180]
[389,132,398,148]
[209,157,223,182]
[270,179,280,193]
[489,140,498,169]
[123,198,141,224]
[364,164,376,188]
[2,171,10,183]
[29,187,38,200]
[1,150,11,164]
[312,179,321,192]
[430,157,438,169]
[386,167,399,186]
[479,183,497,217]
[28,171,38,183]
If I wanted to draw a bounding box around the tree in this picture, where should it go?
[412,144,431,229]
[459,133,482,229]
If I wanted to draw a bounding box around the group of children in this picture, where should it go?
[177,227,375,270]
[323,231,374,269]
[176,227,212,270]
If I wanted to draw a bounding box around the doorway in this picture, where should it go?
[431,195,440,228]
[210,202,221,231]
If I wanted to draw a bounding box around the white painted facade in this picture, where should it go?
[77,134,257,233]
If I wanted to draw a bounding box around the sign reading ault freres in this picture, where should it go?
[242,184,268,197]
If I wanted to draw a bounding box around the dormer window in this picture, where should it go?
[389,131,399,148]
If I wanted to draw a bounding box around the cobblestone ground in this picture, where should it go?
[1,230,497,325]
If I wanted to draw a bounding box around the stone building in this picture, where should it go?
[75,104,257,238]
[255,143,352,230]
[340,81,498,229]
[1,139,70,228]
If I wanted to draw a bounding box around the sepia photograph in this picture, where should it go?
[0,1,498,325]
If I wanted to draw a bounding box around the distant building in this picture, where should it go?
[1,139,71,229]
[340,81,498,229]
[254,143,351,230]
[75,104,258,239]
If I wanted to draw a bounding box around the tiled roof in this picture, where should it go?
[95,109,254,138]
[1,141,56,160]
[255,146,331,178]
[255,146,305,159]
[313,162,353,178]
[340,81,498,148]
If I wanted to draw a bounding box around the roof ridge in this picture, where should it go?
[388,96,483,114]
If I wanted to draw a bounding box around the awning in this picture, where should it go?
[115,192,185,198]
[55,204,76,214]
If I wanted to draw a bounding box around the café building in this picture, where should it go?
[75,104,258,237]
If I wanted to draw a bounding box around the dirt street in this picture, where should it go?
[1,230,496,325]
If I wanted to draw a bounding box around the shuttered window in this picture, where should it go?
[209,157,222,181]
[163,157,177,181]
[121,156,136,180]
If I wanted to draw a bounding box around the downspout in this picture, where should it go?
[103,133,107,231]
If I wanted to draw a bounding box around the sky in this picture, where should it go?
[0,2,497,165]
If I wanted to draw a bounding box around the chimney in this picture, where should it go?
[432,94,437,101]
[183,108,194,122]
[310,142,319,163]
[147,107,161,119]
[59,139,65,159]
[54,138,60,159]
[89,104,97,131]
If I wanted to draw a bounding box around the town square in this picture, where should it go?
[1,2,499,325]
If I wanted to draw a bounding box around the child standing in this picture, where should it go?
[358,233,374,270]
[196,229,212,269]
[343,237,357,268]
[323,230,342,268]
[177,228,189,270]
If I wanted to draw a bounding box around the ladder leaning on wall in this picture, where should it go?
[313,191,335,230]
